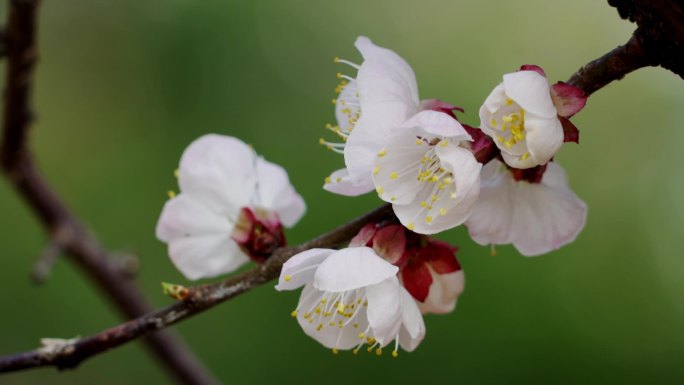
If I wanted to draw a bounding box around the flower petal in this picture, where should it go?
[335,79,361,133]
[178,134,257,216]
[400,110,471,141]
[503,71,556,118]
[255,157,306,227]
[398,287,426,352]
[465,161,516,246]
[344,37,420,183]
[275,248,334,291]
[156,194,232,242]
[524,113,564,166]
[323,168,375,196]
[510,162,587,256]
[418,270,465,315]
[372,128,426,205]
[296,284,369,350]
[314,247,398,292]
[167,233,248,280]
[365,277,402,346]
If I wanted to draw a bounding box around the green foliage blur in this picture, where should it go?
[1,1,683,384]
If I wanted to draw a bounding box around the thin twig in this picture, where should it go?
[0,1,219,384]
[0,204,395,373]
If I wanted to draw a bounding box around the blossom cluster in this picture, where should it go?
[154,36,589,358]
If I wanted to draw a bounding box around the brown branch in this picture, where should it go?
[566,34,653,97]
[0,1,219,384]
[0,203,395,372]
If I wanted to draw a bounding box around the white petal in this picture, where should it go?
[275,249,334,291]
[396,145,481,234]
[323,168,375,196]
[524,113,564,166]
[167,233,248,280]
[400,110,471,142]
[501,150,539,169]
[398,287,426,352]
[354,36,420,108]
[482,83,508,115]
[418,270,465,315]
[465,161,516,245]
[365,277,402,346]
[372,128,426,205]
[314,247,398,292]
[344,37,421,183]
[503,71,556,118]
[254,158,306,227]
[156,194,232,242]
[335,79,361,134]
[296,284,369,350]
[510,163,587,256]
[178,134,256,216]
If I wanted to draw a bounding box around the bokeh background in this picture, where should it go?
[1,0,683,384]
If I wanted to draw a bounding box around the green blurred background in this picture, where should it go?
[1,0,683,384]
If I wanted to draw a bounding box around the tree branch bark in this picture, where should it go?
[0,204,395,373]
[0,1,219,384]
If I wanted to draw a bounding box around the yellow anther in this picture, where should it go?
[520,152,530,160]
[331,98,337,104]
[290,310,298,318]
[353,349,359,355]
[167,190,176,199]
[337,303,345,313]
[438,139,449,147]
[358,333,365,339]
[353,323,359,328]
[338,320,344,328]
[329,321,336,326]
[284,274,292,282]
[377,148,387,157]
[324,176,332,184]
[490,244,498,256]
[431,195,439,202]
[392,351,399,358]
[416,138,423,145]
[367,347,374,353]
[336,72,343,79]
[321,298,327,304]
[317,324,323,331]
[315,307,321,314]
[429,175,439,182]
[502,115,514,123]
[373,166,380,175]
[376,186,384,195]
[425,216,433,224]
[308,318,314,323]
[420,201,427,208]
[319,138,326,145]
[439,208,447,216]
[336,177,342,182]
[490,118,497,127]
[390,172,398,180]
[375,348,383,356]
[303,312,311,319]
[333,56,340,63]
[391,196,396,201]
[407,222,415,231]
[505,98,514,106]
[332,348,339,355]
[173,169,179,178]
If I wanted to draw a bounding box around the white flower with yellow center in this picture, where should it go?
[465,159,587,256]
[479,66,564,169]
[372,110,482,234]
[322,36,421,196]
[156,134,306,280]
[276,247,425,356]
